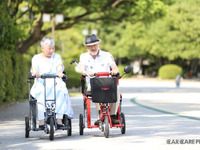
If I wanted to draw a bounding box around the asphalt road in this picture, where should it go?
[1,78,200,150]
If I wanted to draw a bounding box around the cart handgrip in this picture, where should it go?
[95,72,110,77]
[95,72,120,77]
[41,74,59,79]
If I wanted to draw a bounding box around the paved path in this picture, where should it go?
[121,78,200,120]
[1,78,200,150]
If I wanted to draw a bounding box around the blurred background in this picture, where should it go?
[0,0,199,104]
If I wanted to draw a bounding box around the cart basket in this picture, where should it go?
[90,77,117,103]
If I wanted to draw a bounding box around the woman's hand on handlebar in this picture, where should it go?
[34,73,41,78]
[58,72,64,78]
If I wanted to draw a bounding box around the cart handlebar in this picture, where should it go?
[28,72,67,80]
[94,72,120,78]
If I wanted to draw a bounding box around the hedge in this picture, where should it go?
[64,64,82,89]
[158,64,182,79]
[0,51,29,104]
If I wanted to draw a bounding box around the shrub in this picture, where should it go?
[12,53,29,100]
[158,64,182,79]
[0,51,29,105]
[0,51,6,104]
[64,64,81,89]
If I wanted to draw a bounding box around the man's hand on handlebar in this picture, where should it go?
[110,69,119,76]
[86,71,95,77]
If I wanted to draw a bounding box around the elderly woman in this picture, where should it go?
[30,37,73,129]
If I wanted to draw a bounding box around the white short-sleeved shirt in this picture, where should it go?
[79,49,116,84]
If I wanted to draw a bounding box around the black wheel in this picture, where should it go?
[67,118,72,136]
[25,116,30,138]
[104,116,109,138]
[49,117,54,141]
[63,115,72,136]
[79,114,84,135]
[31,102,37,128]
[120,113,126,134]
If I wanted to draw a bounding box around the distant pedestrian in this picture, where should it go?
[175,74,183,87]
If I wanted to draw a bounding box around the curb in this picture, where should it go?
[131,98,200,121]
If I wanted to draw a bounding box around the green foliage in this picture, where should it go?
[134,0,167,22]
[63,58,81,89]
[0,51,29,104]
[12,53,29,99]
[158,64,182,79]
[0,51,6,103]
[65,66,81,89]
[1,0,168,53]
[3,51,15,102]
[132,0,200,60]
[0,1,20,51]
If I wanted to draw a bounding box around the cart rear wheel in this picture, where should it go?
[32,103,37,128]
[79,114,84,135]
[25,116,30,138]
[49,117,54,140]
[63,115,72,136]
[104,116,109,138]
[121,113,126,134]
[67,118,72,136]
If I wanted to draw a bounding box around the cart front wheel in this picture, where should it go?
[121,113,126,134]
[49,117,54,140]
[104,116,109,138]
[79,114,84,135]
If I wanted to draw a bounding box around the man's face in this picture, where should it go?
[42,44,55,58]
[86,43,99,56]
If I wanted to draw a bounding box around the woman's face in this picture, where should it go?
[41,44,55,58]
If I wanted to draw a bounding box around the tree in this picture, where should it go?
[131,0,200,74]
[0,0,20,51]
[3,0,168,54]
[133,0,200,60]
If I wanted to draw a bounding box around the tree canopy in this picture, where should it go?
[1,0,168,53]
[132,0,200,60]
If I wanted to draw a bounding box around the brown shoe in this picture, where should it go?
[94,120,100,125]
[111,115,120,124]
[39,125,45,130]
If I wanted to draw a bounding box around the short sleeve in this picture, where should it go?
[55,54,62,66]
[107,52,116,66]
[79,53,85,65]
[31,55,39,73]
[54,54,64,71]
[32,55,38,68]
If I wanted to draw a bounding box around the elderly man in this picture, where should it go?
[78,34,120,125]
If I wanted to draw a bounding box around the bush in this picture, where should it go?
[158,64,182,79]
[64,64,81,89]
[12,53,29,99]
[0,51,29,105]
[0,51,6,103]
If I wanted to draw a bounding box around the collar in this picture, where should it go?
[88,49,101,59]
